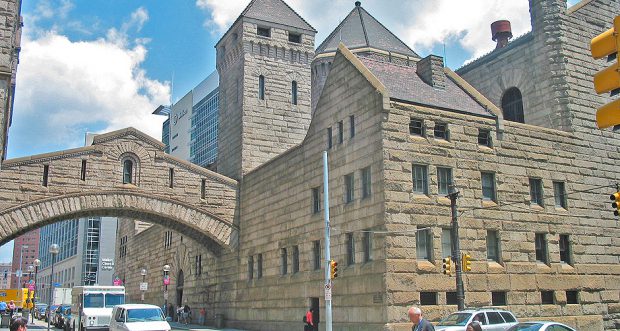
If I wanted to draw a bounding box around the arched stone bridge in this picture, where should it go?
[0,128,238,253]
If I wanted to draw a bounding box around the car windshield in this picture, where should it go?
[126,308,165,322]
[437,313,471,326]
[105,294,125,308]
[508,323,544,331]
[84,293,104,308]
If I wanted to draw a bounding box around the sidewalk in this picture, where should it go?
[169,320,246,331]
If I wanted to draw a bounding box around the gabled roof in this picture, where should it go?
[316,2,418,58]
[240,0,316,32]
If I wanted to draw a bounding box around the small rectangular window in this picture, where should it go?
[195,255,202,275]
[487,230,500,262]
[566,290,579,304]
[535,233,548,264]
[313,240,321,270]
[412,164,429,194]
[169,168,174,188]
[258,75,265,100]
[559,234,571,264]
[529,178,544,206]
[80,160,86,181]
[292,245,300,273]
[327,127,332,149]
[291,81,298,105]
[312,187,321,214]
[346,233,355,266]
[338,121,344,144]
[344,173,355,203]
[434,123,448,140]
[349,115,355,138]
[492,291,507,306]
[441,229,452,259]
[201,179,206,199]
[257,26,270,37]
[481,172,496,201]
[361,167,371,199]
[288,32,301,43]
[416,227,432,260]
[409,119,424,136]
[43,164,49,187]
[553,181,567,209]
[478,129,491,147]
[420,292,438,305]
[363,230,372,262]
[446,292,457,305]
[281,248,288,275]
[257,254,263,279]
[541,291,554,304]
[248,256,254,280]
[437,167,453,195]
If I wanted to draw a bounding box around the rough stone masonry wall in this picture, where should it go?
[381,100,620,331]
[0,0,21,163]
[222,49,388,331]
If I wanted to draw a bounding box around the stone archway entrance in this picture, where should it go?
[0,127,239,251]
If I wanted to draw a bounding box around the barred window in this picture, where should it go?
[501,87,524,123]
[481,172,496,201]
[530,178,544,206]
[434,123,448,140]
[437,167,453,195]
[409,119,424,136]
[412,165,428,194]
[478,129,492,147]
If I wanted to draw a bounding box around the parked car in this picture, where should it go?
[45,304,60,322]
[109,304,171,331]
[436,308,519,331]
[506,322,576,331]
[54,306,71,329]
[34,303,47,320]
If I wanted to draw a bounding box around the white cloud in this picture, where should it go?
[196,0,533,64]
[13,8,170,151]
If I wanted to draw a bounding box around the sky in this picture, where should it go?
[0,0,580,262]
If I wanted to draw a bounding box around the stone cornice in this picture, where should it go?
[1,145,103,168]
[92,127,165,150]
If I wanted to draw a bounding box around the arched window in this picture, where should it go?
[292,81,298,105]
[501,87,524,123]
[258,75,265,100]
[123,159,133,184]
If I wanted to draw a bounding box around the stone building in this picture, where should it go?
[115,0,620,330]
[0,0,22,161]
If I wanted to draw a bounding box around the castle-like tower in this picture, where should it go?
[215,0,316,180]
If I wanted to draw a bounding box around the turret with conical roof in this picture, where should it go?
[311,1,420,111]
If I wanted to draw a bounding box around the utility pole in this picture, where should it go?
[448,187,465,310]
[323,151,333,331]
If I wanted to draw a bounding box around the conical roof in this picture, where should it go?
[240,0,316,32]
[316,2,418,57]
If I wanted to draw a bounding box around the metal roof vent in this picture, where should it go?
[491,20,513,49]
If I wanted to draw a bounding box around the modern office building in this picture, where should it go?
[0,262,12,289]
[10,229,39,289]
[37,217,118,303]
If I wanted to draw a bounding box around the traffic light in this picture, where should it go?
[442,256,452,276]
[610,192,620,216]
[462,253,472,272]
[591,15,620,129]
[329,260,338,279]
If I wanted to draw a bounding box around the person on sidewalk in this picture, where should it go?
[198,307,205,325]
[304,308,314,331]
[408,306,434,331]
[182,304,191,324]
[10,316,27,331]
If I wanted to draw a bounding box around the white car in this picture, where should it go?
[436,309,519,331]
[109,304,171,331]
[506,322,576,331]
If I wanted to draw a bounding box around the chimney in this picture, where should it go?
[416,55,445,89]
[491,20,513,49]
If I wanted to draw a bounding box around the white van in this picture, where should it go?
[109,304,171,331]
[68,286,125,331]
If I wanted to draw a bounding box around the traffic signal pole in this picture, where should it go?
[448,188,465,310]
[323,151,333,331]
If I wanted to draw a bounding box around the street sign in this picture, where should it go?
[163,291,169,300]
[139,282,148,291]
[324,284,332,301]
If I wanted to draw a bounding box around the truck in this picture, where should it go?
[68,286,125,331]
[0,289,35,310]
[53,288,72,305]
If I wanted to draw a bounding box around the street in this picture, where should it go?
[0,318,246,331]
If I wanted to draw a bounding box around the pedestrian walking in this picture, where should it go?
[7,300,16,318]
[304,308,314,331]
[0,301,6,315]
[198,307,206,325]
[10,316,27,331]
[408,306,434,331]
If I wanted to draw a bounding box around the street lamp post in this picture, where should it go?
[17,244,29,292]
[140,268,147,302]
[163,265,170,318]
[27,265,34,323]
[47,244,59,331]
[32,259,40,324]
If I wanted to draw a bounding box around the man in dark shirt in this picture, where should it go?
[408,306,434,331]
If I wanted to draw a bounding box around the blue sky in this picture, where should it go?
[0,0,580,262]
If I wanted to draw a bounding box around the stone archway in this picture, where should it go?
[0,127,239,252]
